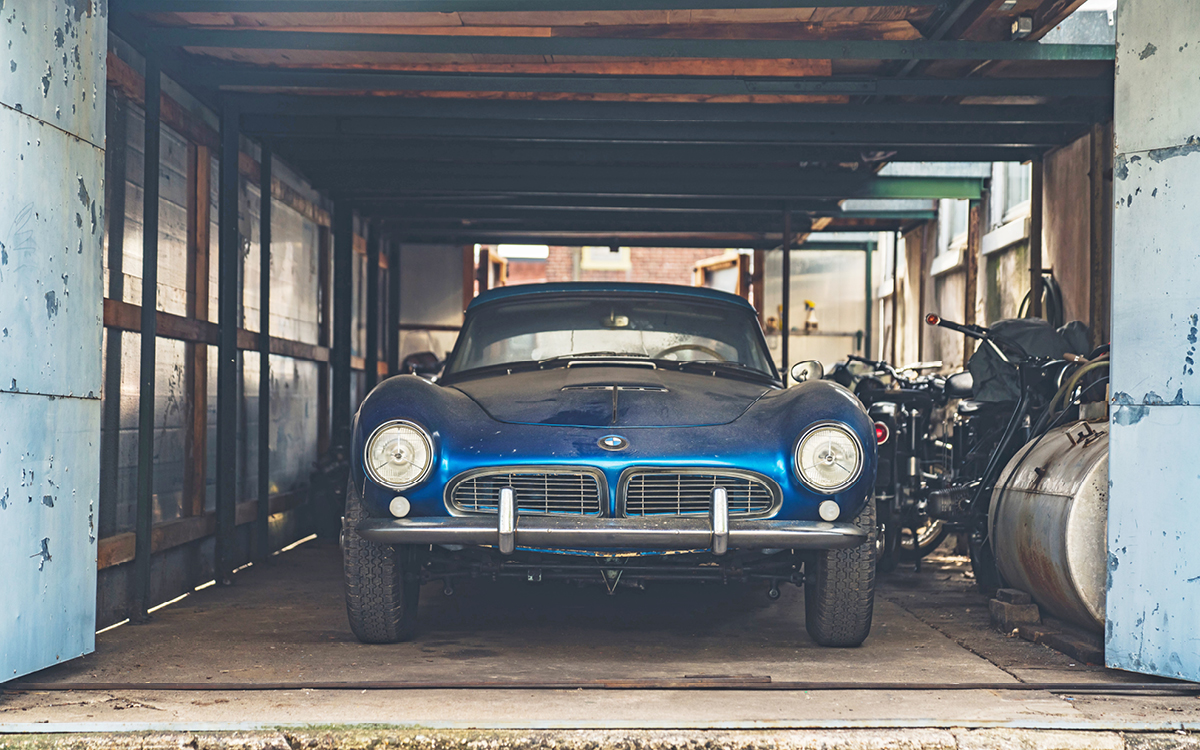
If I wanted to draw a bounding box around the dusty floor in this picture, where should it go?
[1,540,1197,732]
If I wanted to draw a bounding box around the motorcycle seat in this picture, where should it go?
[945,371,974,399]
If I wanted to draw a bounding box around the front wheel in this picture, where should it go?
[804,500,877,647]
[343,479,420,643]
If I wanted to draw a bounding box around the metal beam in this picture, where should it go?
[230,95,1101,125]
[377,230,795,249]
[256,144,272,563]
[243,116,1082,148]
[205,69,1114,99]
[152,28,1115,61]
[303,167,985,200]
[275,139,1043,166]
[120,0,931,11]
[133,51,161,621]
[216,101,241,585]
[382,213,815,234]
[361,194,839,211]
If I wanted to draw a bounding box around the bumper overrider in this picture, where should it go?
[356,487,866,554]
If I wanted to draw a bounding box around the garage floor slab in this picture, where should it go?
[2,540,1197,733]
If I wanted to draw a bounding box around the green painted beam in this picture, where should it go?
[861,177,983,200]
[156,28,1115,62]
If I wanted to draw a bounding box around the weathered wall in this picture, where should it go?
[0,0,107,679]
[1044,134,1092,327]
[1108,0,1200,682]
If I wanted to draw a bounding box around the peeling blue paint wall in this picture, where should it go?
[1108,0,1200,682]
[0,0,106,680]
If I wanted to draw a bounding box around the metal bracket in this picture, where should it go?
[498,486,516,555]
[711,486,729,556]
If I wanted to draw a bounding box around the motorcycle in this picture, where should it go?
[922,314,1107,593]
[827,354,951,573]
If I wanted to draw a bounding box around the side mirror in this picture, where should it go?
[790,360,824,383]
[403,351,442,377]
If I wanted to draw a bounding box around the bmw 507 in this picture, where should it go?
[345,282,878,646]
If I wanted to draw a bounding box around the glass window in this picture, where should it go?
[445,294,775,377]
[1004,162,1032,217]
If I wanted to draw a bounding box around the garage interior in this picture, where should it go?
[3,0,1200,734]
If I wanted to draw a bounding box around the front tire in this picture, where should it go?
[343,479,420,643]
[804,500,876,647]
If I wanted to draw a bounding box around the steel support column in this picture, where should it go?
[386,238,401,377]
[864,241,875,357]
[331,204,354,466]
[256,144,272,562]
[891,231,901,363]
[215,101,241,585]
[365,221,381,392]
[780,206,792,384]
[132,51,161,620]
[1029,158,1045,319]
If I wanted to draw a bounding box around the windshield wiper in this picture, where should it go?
[674,360,777,382]
[540,351,649,362]
[538,351,655,369]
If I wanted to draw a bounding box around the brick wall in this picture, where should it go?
[538,246,723,285]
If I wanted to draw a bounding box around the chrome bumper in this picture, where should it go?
[356,512,866,553]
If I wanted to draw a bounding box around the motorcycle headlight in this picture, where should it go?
[794,422,863,494]
[364,420,433,489]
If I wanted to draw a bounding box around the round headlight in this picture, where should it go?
[795,422,863,494]
[364,420,433,489]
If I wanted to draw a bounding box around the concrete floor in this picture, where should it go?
[2,540,1197,733]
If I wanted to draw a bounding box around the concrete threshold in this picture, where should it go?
[1,727,1199,750]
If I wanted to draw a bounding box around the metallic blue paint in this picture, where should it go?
[352,285,876,554]
[468,281,757,313]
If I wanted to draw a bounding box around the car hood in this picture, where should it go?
[447,365,774,428]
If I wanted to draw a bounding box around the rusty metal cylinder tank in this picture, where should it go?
[989,420,1108,632]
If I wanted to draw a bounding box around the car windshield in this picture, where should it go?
[444,294,777,378]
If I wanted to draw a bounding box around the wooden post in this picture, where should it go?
[184,144,210,519]
[1030,157,1045,319]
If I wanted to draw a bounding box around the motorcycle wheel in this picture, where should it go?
[896,518,949,561]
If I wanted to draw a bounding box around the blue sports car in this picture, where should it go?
[344,282,878,646]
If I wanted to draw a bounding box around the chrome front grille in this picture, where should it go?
[621,470,778,518]
[448,469,604,516]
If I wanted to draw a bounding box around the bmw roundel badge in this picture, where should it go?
[599,435,629,451]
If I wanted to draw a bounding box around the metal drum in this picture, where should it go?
[989,420,1108,632]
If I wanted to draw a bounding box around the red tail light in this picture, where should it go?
[874,421,890,445]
